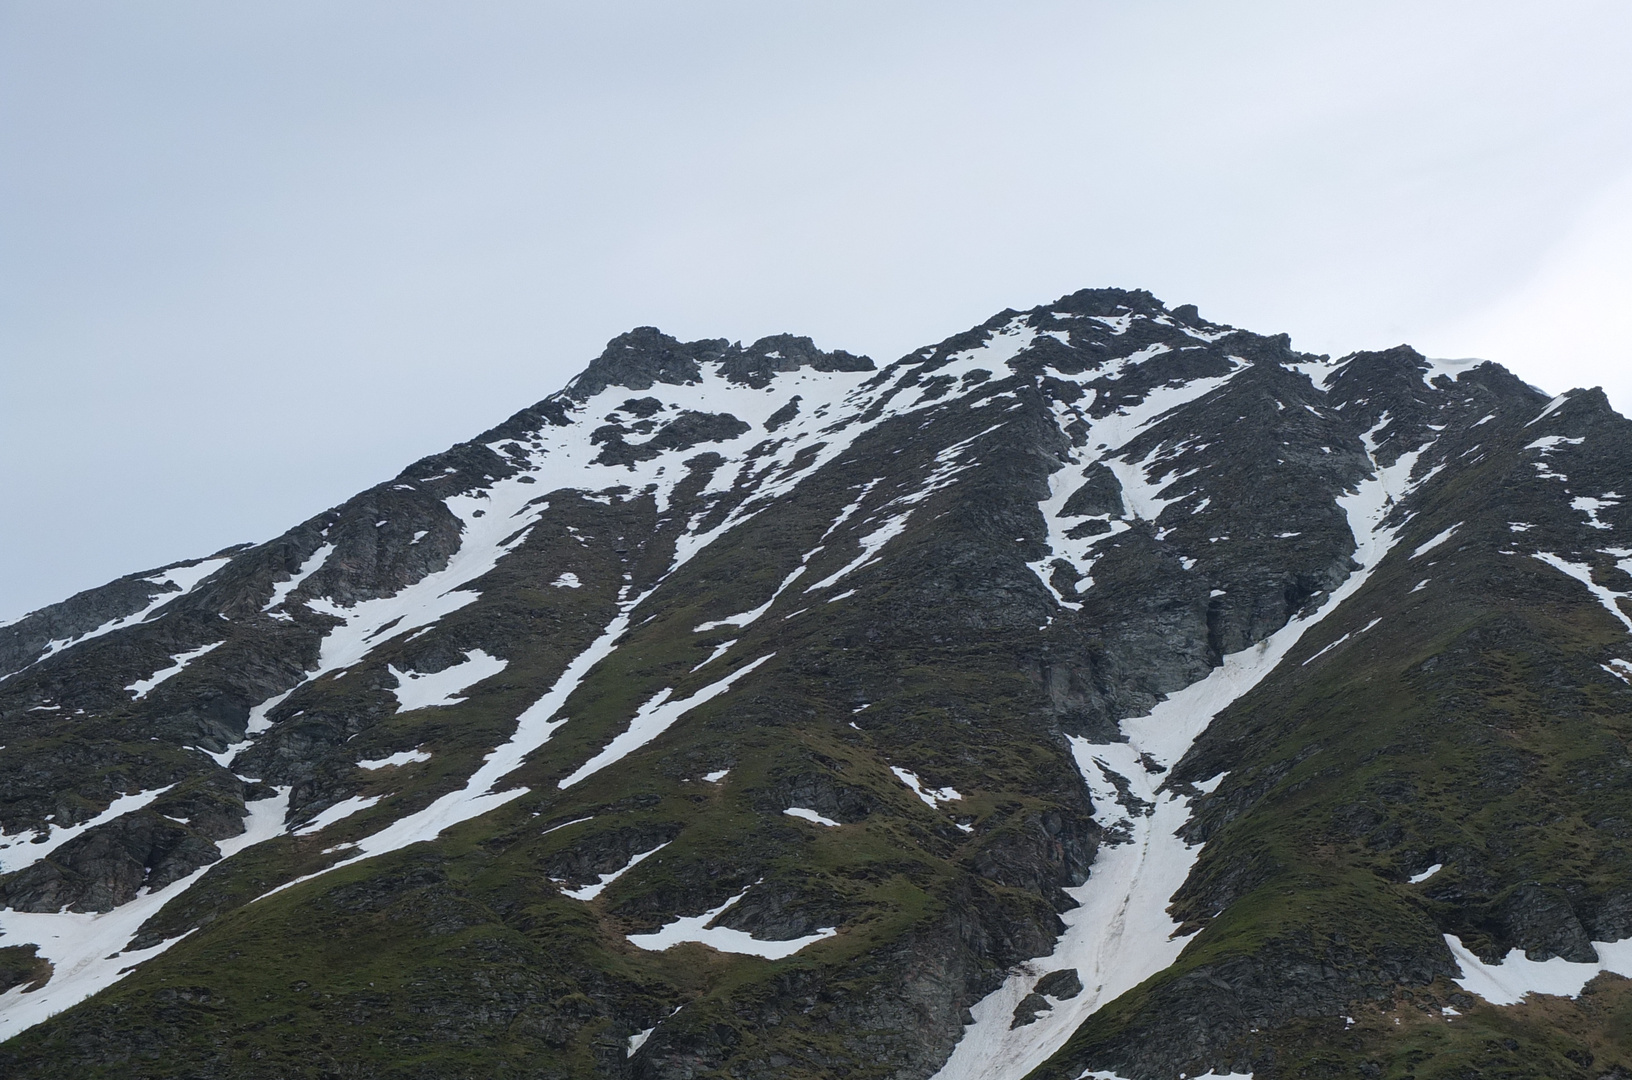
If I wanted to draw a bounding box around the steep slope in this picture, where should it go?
[0,291,1628,1079]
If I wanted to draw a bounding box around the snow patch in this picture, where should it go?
[358,748,431,770]
[388,649,508,712]
[1446,934,1632,1006]
[626,883,837,959]
[1533,553,1632,634]
[1411,524,1462,560]
[784,807,840,827]
[264,544,335,612]
[293,795,383,836]
[891,767,961,808]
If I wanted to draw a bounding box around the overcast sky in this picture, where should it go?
[4,1,1631,621]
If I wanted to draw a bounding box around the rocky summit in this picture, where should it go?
[3,288,1632,1080]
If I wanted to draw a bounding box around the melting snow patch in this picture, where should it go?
[628,1025,656,1056]
[1446,934,1632,1005]
[697,563,808,631]
[1525,392,1573,427]
[264,543,335,612]
[784,807,840,827]
[16,556,234,675]
[1409,863,1443,884]
[551,572,582,588]
[358,748,431,770]
[1573,495,1620,531]
[691,638,737,672]
[803,513,913,593]
[126,641,224,701]
[626,884,836,959]
[245,687,296,736]
[1533,553,1632,634]
[891,767,961,808]
[703,769,730,783]
[388,649,508,712]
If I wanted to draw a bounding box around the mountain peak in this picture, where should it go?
[2,289,1630,1080]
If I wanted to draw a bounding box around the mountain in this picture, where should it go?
[3,288,1632,1080]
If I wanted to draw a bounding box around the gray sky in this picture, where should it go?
[4,1,1631,622]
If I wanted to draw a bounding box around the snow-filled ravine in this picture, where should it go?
[930,393,1429,1080]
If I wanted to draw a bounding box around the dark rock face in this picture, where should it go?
[1,287,1630,1080]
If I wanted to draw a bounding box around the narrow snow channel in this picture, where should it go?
[126,641,224,700]
[557,654,774,789]
[931,421,1419,1080]
[562,841,670,901]
[5,556,233,680]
